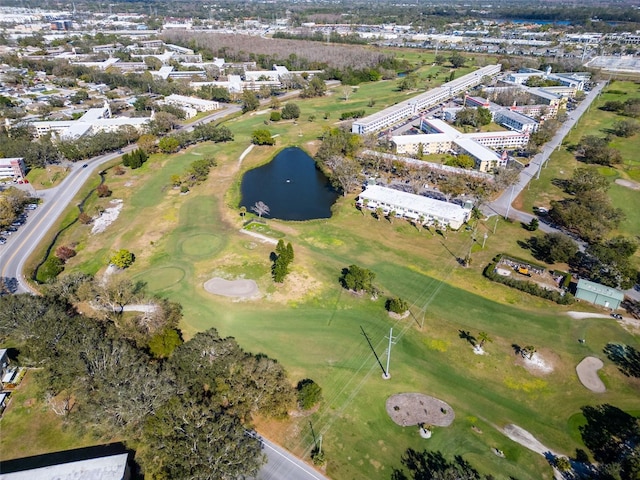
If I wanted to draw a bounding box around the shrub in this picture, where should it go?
[296,378,322,410]
[269,111,281,122]
[251,129,275,146]
[340,109,366,121]
[37,256,64,283]
[386,297,409,314]
[340,264,376,294]
[96,183,112,197]
[110,249,135,269]
[78,212,92,224]
[281,103,300,120]
[54,245,76,262]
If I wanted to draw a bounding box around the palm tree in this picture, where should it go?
[477,331,492,349]
[388,210,396,224]
[416,214,425,232]
[376,206,383,222]
[240,206,247,219]
[361,198,369,216]
[523,345,536,360]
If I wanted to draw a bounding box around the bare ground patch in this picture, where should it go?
[386,393,455,427]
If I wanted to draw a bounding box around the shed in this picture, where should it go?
[575,279,624,310]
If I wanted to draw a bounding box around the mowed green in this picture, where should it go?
[17,71,640,479]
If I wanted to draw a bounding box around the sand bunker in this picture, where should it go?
[386,393,455,427]
[576,357,606,393]
[204,277,260,298]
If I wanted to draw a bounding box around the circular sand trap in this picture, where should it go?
[576,357,606,393]
[180,234,224,258]
[204,277,260,298]
[386,393,455,427]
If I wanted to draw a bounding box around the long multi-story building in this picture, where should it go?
[351,64,502,135]
[0,157,26,180]
[356,185,473,230]
[28,102,151,140]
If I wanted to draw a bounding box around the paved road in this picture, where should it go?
[249,433,328,480]
[483,81,606,223]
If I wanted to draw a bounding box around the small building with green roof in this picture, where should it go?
[575,279,624,310]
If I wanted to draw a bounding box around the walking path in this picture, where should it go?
[239,228,278,245]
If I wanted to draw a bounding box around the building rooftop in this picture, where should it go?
[576,279,625,301]
[359,185,469,222]
[0,453,129,480]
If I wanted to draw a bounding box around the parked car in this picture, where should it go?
[0,237,6,244]
[611,313,623,320]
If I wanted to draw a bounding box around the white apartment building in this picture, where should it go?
[29,102,152,140]
[352,64,502,135]
[356,185,472,230]
[163,95,219,112]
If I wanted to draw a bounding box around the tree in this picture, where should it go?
[272,240,294,283]
[477,331,492,349]
[476,106,492,126]
[526,218,539,231]
[611,119,640,138]
[110,249,135,269]
[324,155,361,196]
[578,236,639,289]
[241,90,260,113]
[281,102,300,120]
[300,76,326,98]
[252,201,270,218]
[251,129,275,146]
[296,379,322,410]
[580,404,640,465]
[149,111,178,135]
[565,167,609,195]
[239,206,247,219]
[158,136,180,153]
[449,52,466,68]
[140,396,265,480]
[577,135,622,166]
[340,264,376,294]
[529,233,578,264]
[386,297,408,314]
[137,134,158,154]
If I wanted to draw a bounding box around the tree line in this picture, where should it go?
[0,275,298,478]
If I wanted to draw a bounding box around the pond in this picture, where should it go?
[240,147,339,221]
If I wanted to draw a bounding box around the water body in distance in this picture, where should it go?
[240,147,339,220]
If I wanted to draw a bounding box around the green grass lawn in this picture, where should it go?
[26,165,70,189]
[16,70,640,479]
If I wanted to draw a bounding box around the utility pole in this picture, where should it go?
[482,232,488,249]
[493,216,499,234]
[383,328,397,380]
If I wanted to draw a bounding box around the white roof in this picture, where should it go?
[0,453,129,480]
[164,94,218,107]
[358,185,468,222]
[392,133,450,145]
[454,137,500,161]
[423,118,462,138]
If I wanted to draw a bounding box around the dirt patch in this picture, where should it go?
[91,199,123,234]
[515,350,555,375]
[386,393,455,427]
[203,277,260,299]
[270,270,323,304]
[615,178,640,190]
[576,356,606,393]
